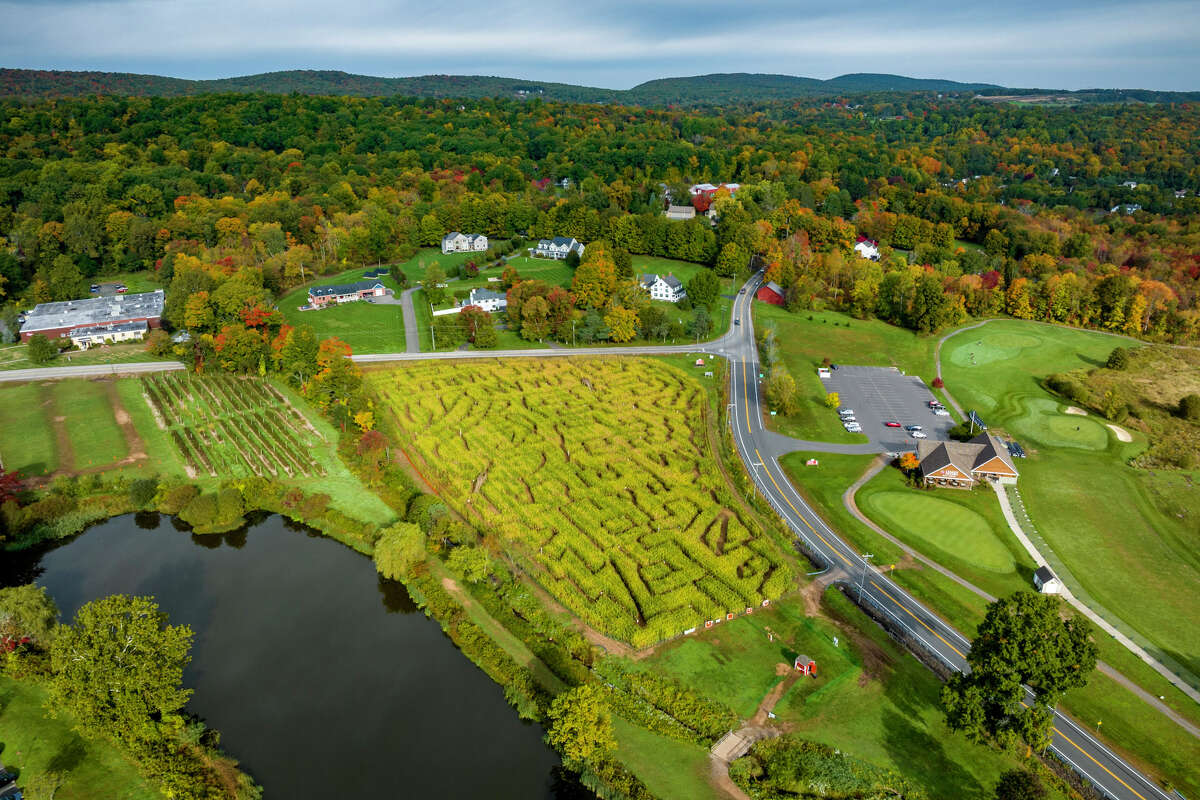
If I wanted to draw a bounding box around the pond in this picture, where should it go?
[2,513,570,799]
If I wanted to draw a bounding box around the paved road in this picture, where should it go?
[725,274,1172,800]
[0,361,186,382]
[399,287,421,353]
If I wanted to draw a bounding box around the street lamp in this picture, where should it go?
[857,553,875,602]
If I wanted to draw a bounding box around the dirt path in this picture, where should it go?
[42,383,75,474]
[104,380,147,461]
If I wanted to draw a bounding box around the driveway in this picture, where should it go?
[821,366,953,451]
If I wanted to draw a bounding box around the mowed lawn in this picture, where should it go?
[940,319,1200,681]
[643,597,853,718]
[860,490,1015,573]
[612,716,723,800]
[52,380,127,469]
[0,383,57,474]
[278,265,406,354]
[0,675,161,800]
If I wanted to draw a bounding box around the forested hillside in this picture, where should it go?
[1,92,1198,373]
[0,68,998,104]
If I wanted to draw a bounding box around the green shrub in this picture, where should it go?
[129,478,159,508]
[406,493,447,533]
[158,484,199,515]
[1106,347,1130,370]
[1179,393,1200,421]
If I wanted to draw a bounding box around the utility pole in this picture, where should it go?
[572,318,576,348]
[430,302,436,351]
[857,553,874,602]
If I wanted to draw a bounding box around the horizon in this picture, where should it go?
[1,0,1198,92]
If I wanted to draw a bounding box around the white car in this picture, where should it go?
[933,409,951,417]
[911,430,928,439]
[838,409,855,416]
[844,424,862,433]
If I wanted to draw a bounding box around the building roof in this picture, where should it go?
[917,433,1019,478]
[309,280,384,298]
[70,320,149,337]
[665,205,696,218]
[763,281,785,297]
[640,274,684,291]
[468,288,506,303]
[1034,565,1056,584]
[443,231,485,242]
[20,289,164,335]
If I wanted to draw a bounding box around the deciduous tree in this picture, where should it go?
[374,522,426,579]
[545,684,617,765]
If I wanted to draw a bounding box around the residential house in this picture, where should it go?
[756,281,786,306]
[531,237,585,260]
[915,432,1019,488]
[68,320,148,349]
[1110,204,1142,214]
[19,289,165,342]
[441,232,489,254]
[1033,566,1063,595]
[688,182,740,198]
[308,280,387,307]
[664,205,696,221]
[639,274,686,303]
[854,236,881,261]
[465,287,508,312]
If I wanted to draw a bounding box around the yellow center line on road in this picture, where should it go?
[869,580,967,660]
[754,448,853,569]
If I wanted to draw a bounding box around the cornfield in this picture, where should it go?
[369,359,793,648]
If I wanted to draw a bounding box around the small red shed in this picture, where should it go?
[793,655,817,675]
[756,281,785,306]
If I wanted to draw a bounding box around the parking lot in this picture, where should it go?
[822,366,954,451]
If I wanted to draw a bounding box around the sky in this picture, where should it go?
[1,0,1198,91]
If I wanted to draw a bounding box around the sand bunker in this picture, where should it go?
[1064,406,1088,416]
[1107,424,1132,442]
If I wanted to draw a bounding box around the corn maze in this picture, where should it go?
[141,373,326,479]
[369,359,794,648]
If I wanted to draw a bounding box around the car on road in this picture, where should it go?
[911,430,928,439]
[734,319,740,326]
[904,425,923,431]
[739,288,746,294]
[884,421,902,427]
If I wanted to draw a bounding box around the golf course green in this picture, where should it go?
[861,490,1015,573]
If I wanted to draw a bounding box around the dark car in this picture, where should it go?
[0,769,15,785]
[739,288,746,294]
[884,421,902,427]
[904,425,923,431]
[734,319,741,325]
[89,284,100,293]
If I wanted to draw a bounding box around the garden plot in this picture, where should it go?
[141,373,325,479]
[369,359,794,648]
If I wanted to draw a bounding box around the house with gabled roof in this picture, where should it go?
[442,232,488,254]
[639,273,686,303]
[308,280,386,307]
[915,432,1019,488]
[531,237,585,260]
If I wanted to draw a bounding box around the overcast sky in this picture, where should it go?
[1,0,1198,91]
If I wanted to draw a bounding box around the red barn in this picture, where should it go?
[793,655,817,675]
[756,281,785,306]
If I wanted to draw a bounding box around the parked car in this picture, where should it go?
[933,409,951,417]
[838,408,855,416]
[911,431,928,439]
[116,284,128,294]
[904,425,923,431]
[841,417,856,424]
[884,421,902,427]
[89,284,100,293]
[844,424,862,433]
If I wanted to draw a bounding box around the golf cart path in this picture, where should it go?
[992,484,1200,707]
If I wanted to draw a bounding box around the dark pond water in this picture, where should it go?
[3,513,572,799]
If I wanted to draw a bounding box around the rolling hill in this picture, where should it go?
[0,67,998,105]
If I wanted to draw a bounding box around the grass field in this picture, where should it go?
[0,383,58,474]
[277,266,406,355]
[53,380,128,469]
[368,358,795,647]
[940,320,1200,683]
[643,596,853,718]
[0,341,173,372]
[861,490,1015,573]
[0,675,160,800]
[613,715,724,800]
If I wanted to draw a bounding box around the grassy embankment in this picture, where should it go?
[0,675,161,800]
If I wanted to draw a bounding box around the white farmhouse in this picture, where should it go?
[532,237,585,260]
[441,232,488,254]
[854,238,881,261]
[465,287,508,312]
[639,274,686,303]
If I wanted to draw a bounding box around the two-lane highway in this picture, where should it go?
[724,273,1173,800]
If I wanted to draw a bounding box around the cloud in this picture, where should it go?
[0,0,1196,89]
